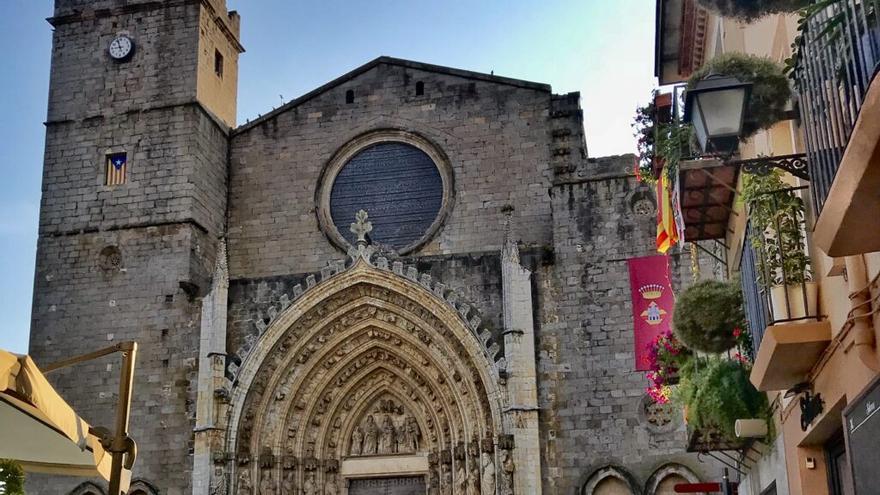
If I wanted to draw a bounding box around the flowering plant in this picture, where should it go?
[732,326,754,363]
[644,329,691,404]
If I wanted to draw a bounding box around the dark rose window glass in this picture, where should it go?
[329,142,443,251]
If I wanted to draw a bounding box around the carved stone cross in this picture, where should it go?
[348,210,375,264]
[350,209,373,246]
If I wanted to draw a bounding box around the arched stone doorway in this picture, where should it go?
[222,236,514,494]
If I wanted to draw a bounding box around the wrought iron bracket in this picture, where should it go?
[732,153,809,181]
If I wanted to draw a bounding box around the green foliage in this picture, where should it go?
[0,459,25,495]
[655,122,693,180]
[688,53,791,138]
[674,357,771,438]
[697,0,810,21]
[673,279,745,353]
[632,91,693,185]
[633,91,659,184]
[740,170,812,286]
[784,0,877,82]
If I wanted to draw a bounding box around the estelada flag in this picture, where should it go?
[627,255,675,371]
[656,173,679,253]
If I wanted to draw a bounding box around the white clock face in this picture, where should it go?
[108,36,133,60]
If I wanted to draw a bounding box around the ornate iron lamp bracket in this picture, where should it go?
[733,153,809,181]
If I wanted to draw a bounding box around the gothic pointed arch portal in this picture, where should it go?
[224,224,512,494]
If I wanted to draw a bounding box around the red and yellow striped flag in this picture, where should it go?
[106,153,127,186]
[656,173,679,253]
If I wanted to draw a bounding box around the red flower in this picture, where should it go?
[733,327,742,338]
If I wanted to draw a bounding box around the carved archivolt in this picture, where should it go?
[223,255,506,493]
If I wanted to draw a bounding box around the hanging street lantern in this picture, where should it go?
[683,74,752,155]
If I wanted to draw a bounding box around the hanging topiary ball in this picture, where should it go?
[673,279,745,353]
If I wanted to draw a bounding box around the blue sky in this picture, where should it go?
[0,0,656,354]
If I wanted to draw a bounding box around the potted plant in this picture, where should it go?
[632,90,693,184]
[697,0,811,22]
[672,279,746,353]
[741,170,816,321]
[688,53,792,140]
[675,356,772,442]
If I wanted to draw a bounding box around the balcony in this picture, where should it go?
[795,0,880,255]
[739,186,832,391]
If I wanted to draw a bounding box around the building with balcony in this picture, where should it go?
[656,1,880,494]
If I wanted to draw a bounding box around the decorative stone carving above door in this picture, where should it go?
[221,250,513,493]
[347,397,422,456]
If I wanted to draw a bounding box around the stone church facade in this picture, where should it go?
[30,1,717,494]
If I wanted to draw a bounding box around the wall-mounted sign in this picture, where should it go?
[844,376,880,495]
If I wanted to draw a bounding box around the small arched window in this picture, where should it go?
[653,474,689,495]
[415,81,424,96]
[345,89,354,104]
[593,477,633,495]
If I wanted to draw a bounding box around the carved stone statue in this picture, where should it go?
[456,464,468,494]
[349,425,364,456]
[259,469,274,495]
[379,416,395,454]
[428,466,440,495]
[363,415,378,455]
[324,473,339,494]
[467,465,480,495]
[480,453,495,495]
[440,464,452,495]
[280,470,296,495]
[210,465,227,495]
[303,473,317,495]
[237,468,253,495]
[405,416,420,452]
[500,450,515,495]
[396,420,408,453]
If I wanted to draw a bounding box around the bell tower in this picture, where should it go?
[29,1,242,493]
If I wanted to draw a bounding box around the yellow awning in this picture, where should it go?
[0,349,118,483]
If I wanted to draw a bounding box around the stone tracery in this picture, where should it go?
[222,239,509,494]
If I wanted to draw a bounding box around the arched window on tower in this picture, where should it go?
[415,81,424,96]
[345,89,354,104]
[593,477,634,495]
[652,474,689,495]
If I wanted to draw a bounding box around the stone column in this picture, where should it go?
[193,241,230,494]
[500,235,541,494]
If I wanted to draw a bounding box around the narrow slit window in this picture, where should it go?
[345,89,354,104]
[416,81,424,96]
[105,152,127,186]
[214,49,224,77]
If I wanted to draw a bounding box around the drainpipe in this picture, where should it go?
[846,255,880,371]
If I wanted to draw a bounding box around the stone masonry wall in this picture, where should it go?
[40,103,228,237]
[48,1,200,122]
[227,61,556,279]
[537,155,720,494]
[28,224,216,494]
[29,2,232,493]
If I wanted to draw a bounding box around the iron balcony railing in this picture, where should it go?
[740,230,770,360]
[741,186,818,356]
[795,0,880,215]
